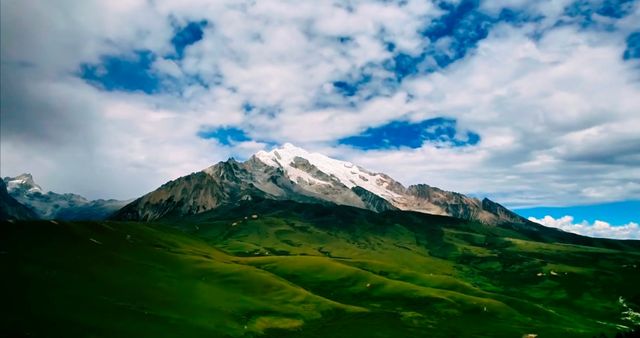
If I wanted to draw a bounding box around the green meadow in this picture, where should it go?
[3,200,640,337]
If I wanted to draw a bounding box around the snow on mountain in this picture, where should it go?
[5,173,43,194]
[115,144,527,224]
[255,143,401,199]
[2,174,129,220]
[253,144,526,224]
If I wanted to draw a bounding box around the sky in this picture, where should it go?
[1,0,639,238]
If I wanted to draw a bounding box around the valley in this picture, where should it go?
[3,200,639,337]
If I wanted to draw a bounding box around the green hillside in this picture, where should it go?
[3,200,640,337]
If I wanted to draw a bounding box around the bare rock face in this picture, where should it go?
[113,157,323,221]
[351,187,398,213]
[113,172,228,221]
[405,184,483,219]
[112,144,527,225]
[400,184,526,224]
[481,198,527,224]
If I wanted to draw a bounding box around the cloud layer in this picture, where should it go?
[529,215,640,239]
[1,0,639,209]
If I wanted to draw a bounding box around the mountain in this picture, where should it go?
[0,179,38,220]
[6,147,639,338]
[3,174,129,220]
[114,144,526,224]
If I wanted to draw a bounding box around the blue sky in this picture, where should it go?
[170,20,208,59]
[339,118,480,150]
[1,0,639,238]
[516,200,640,225]
[80,50,159,94]
[198,126,250,146]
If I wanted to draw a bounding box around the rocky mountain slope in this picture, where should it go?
[0,179,38,220]
[114,144,526,224]
[3,174,129,220]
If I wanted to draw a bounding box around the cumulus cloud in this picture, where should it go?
[346,22,640,207]
[0,0,639,210]
[0,0,441,198]
[528,215,640,239]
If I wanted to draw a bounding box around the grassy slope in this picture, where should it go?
[2,200,640,337]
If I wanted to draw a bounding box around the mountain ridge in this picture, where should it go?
[113,144,527,225]
[3,174,129,220]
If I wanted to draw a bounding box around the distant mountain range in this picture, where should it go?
[0,145,531,225]
[1,174,129,220]
[114,144,526,225]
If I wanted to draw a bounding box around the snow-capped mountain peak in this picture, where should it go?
[255,143,401,199]
[4,173,43,193]
[115,144,527,225]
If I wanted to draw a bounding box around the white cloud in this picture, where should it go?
[0,0,441,199]
[528,215,640,240]
[0,0,639,210]
[346,23,640,207]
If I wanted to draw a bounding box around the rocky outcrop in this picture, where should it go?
[0,179,38,220]
[351,186,398,213]
[481,198,527,224]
